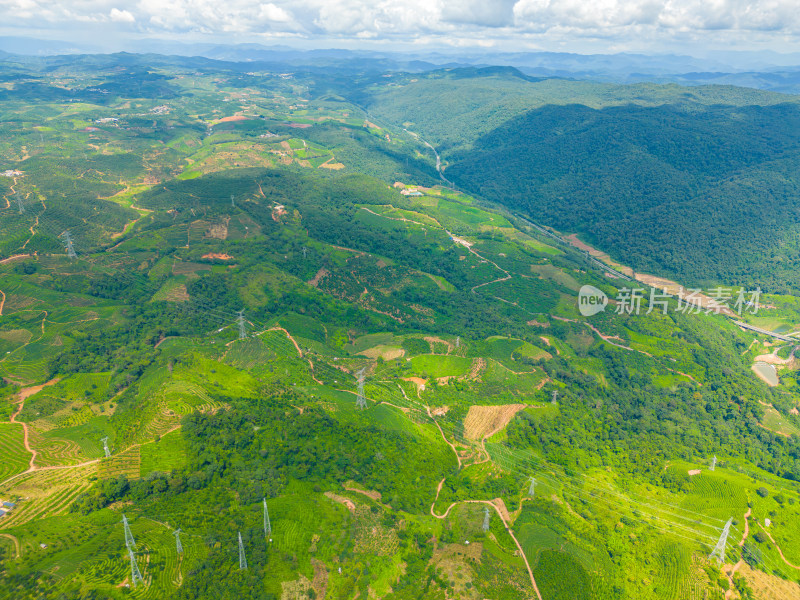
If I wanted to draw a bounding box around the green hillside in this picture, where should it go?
[0,54,798,600]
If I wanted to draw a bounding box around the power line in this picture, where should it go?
[485,441,727,527]
[371,381,727,541]
[486,444,721,542]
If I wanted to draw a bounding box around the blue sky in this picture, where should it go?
[1,0,799,55]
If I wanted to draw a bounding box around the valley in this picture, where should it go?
[0,52,798,600]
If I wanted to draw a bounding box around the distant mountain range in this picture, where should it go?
[2,35,800,93]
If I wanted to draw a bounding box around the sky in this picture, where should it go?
[1,0,800,56]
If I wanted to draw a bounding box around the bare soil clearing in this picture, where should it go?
[307,268,329,287]
[343,483,381,501]
[16,378,60,401]
[464,404,527,441]
[738,562,800,599]
[324,492,355,513]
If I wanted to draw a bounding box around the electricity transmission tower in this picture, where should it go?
[231,194,235,207]
[302,246,308,259]
[709,517,733,563]
[174,529,183,555]
[455,336,460,349]
[355,368,367,409]
[123,514,144,587]
[528,476,536,497]
[263,498,271,537]
[551,390,558,405]
[122,514,137,551]
[60,230,77,259]
[128,547,144,587]
[238,532,248,570]
[101,437,111,458]
[236,310,247,340]
[14,190,24,214]
[710,456,717,471]
[482,507,490,532]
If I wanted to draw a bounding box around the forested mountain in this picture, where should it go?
[447,101,800,293]
[361,69,800,293]
[0,53,799,600]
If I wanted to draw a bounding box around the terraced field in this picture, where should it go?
[28,429,85,466]
[0,423,29,483]
[0,463,97,529]
[98,446,141,479]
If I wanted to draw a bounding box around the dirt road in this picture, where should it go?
[429,491,542,600]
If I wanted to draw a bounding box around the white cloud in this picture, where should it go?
[258,3,291,22]
[0,0,798,49]
[109,7,135,23]
[512,0,800,32]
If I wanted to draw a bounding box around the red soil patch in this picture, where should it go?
[324,492,355,513]
[344,484,382,501]
[272,205,287,222]
[307,268,329,287]
[565,233,602,256]
[202,253,234,261]
[287,123,312,128]
[218,115,248,123]
[18,378,61,401]
[527,320,549,327]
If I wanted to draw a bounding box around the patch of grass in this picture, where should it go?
[410,355,473,378]
[762,408,800,437]
[140,428,187,475]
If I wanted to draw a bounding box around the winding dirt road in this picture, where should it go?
[428,488,542,600]
[758,523,800,570]
[8,381,61,471]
